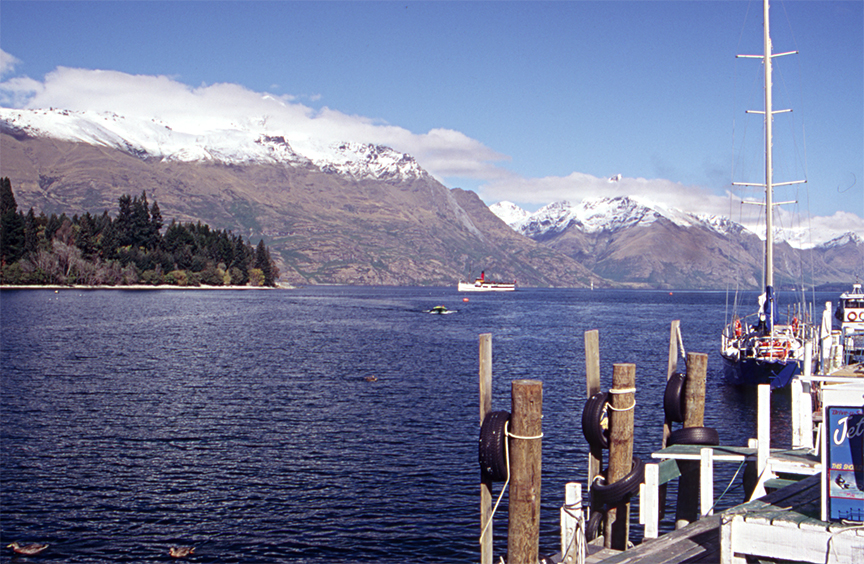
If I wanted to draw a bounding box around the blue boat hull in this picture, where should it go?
[722,356,800,389]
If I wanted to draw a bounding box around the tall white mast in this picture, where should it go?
[735,0,801,290]
[763,0,774,288]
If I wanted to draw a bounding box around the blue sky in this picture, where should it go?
[1,1,862,239]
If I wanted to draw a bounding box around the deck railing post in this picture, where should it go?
[560,482,583,564]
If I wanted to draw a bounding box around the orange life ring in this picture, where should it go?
[792,317,799,332]
[849,311,859,322]
[734,319,742,338]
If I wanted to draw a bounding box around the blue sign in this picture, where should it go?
[827,406,864,521]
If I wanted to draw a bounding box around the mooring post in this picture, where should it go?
[584,329,602,517]
[675,352,708,528]
[659,320,680,523]
[479,333,493,564]
[663,320,681,448]
[508,379,542,564]
[604,363,635,550]
[560,482,583,564]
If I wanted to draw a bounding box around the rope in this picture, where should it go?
[702,460,746,517]
[826,523,864,564]
[560,503,587,564]
[479,421,543,546]
[607,387,636,411]
[507,431,544,440]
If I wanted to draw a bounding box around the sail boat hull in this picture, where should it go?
[722,354,800,388]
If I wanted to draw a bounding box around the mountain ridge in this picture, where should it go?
[491,199,863,289]
[2,107,860,288]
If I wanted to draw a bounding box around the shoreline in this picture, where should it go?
[0,283,294,291]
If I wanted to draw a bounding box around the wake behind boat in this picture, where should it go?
[457,271,515,292]
[720,0,815,389]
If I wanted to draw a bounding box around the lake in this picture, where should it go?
[0,286,833,562]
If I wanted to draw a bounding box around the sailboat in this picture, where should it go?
[720,0,815,389]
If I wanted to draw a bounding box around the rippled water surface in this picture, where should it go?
[1,287,831,562]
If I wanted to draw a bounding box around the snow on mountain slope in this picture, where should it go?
[501,197,703,238]
[488,201,530,227]
[491,195,779,241]
[819,232,863,248]
[0,108,424,181]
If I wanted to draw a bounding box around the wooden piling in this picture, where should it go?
[675,352,708,528]
[663,320,681,448]
[479,333,493,564]
[659,320,681,522]
[584,330,602,508]
[508,379,542,564]
[604,363,636,550]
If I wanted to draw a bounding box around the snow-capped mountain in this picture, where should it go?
[0,108,426,182]
[493,197,726,238]
[488,201,530,227]
[489,197,862,289]
[491,197,843,248]
[818,231,862,249]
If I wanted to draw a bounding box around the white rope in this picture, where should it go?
[607,401,636,412]
[479,421,543,546]
[607,387,636,411]
[507,430,544,440]
[560,503,587,564]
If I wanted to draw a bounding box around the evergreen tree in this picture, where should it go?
[254,239,277,286]
[75,212,98,258]
[0,178,25,264]
[149,200,163,249]
[116,194,134,246]
[24,208,39,257]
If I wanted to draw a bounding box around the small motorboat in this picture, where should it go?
[427,305,455,315]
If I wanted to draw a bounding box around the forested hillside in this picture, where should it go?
[0,178,279,287]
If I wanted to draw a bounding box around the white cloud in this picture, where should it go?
[0,50,20,78]
[0,66,509,183]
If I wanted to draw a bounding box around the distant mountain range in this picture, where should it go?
[490,199,863,289]
[1,107,860,288]
[0,107,598,287]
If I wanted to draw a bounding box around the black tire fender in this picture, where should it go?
[479,410,510,481]
[585,511,603,542]
[582,391,609,450]
[667,426,720,446]
[591,457,645,506]
[663,372,686,422]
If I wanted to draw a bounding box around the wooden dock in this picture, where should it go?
[721,475,863,564]
[583,474,862,564]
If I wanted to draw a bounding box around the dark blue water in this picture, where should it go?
[0,287,830,562]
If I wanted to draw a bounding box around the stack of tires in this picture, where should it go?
[663,372,720,446]
[580,391,645,541]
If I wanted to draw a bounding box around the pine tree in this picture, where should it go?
[149,200,163,250]
[0,178,25,264]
